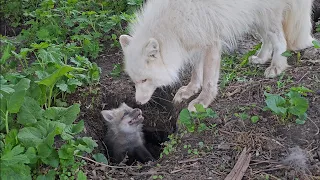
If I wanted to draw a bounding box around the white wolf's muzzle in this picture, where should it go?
[135,83,155,105]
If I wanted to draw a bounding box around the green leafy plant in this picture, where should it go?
[0,78,98,179]
[0,1,144,179]
[178,104,218,133]
[263,87,311,124]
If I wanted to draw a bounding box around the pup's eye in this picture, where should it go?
[141,79,147,83]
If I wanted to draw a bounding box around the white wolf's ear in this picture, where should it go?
[145,38,159,58]
[119,35,132,49]
[101,110,114,122]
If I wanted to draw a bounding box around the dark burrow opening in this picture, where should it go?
[99,85,180,165]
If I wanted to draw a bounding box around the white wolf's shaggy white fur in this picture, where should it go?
[119,0,314,111]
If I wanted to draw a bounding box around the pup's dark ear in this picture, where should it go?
[119,35,132,49]
[145,38,160,58]
[101,110,115,122]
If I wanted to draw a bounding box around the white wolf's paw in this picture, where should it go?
[249,56,268,65]
[187,98,209,112]
[264,65,287,78]
[173,86,199,104]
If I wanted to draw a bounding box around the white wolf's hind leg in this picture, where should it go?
[188,45,220,112]
[249,32,273,65]
[173,57,203,103]
[264,24,289,78]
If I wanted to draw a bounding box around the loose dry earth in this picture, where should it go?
[68,31,320,180]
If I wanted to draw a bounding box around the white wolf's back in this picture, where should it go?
[130,0,291,49]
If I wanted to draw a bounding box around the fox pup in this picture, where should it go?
[101,103,155,164]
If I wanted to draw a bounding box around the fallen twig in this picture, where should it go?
[308,117,320,136]
[252,165,287,175]
[178,158,203,164]
[224,147,252,180]
[75,155,142,169]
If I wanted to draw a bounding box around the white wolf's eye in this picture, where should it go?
[141,79,147,83]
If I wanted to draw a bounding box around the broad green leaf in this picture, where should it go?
[75,137,98,153]
[179,109,191,124]
[56,81,68,92]
[26,82,42,102]
[295,119,306,125]
[198,123,208,132]
[30,42,49,50]
[36,170,56,180]
[0,44,12,65]
[264,92,287,115]
[58,144,75,160]
[38,46,63,64]
[71,120,84,134]
[178,108,195,132]
[61,120,84,140]
[37,65,75,88]
[251,116,259,124]
[312,40,320,48]
[281,50,293,57]
[290,86,313,96]
[7,90,26,113]
[1,145,29,166]
[25,147,37,164]
[41,149,59,168]
[17,97,44,125]
[0,85,15,94]
[4,129,18,151]
[0,164,32,180]
[18,127,43,147]
[194,104,206,113]
[206,108,218,118]
[13,78,30,91]
[93,153,108,164]
[44,104,80,125]
[37,142,53,159]
[36,28,50,40]
[287,91,309,116]
[77,170,87,180]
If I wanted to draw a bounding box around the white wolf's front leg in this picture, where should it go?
[188,45,221,112]
[173,57,203,103]
[264,23,290,78]
[249,31,273,65]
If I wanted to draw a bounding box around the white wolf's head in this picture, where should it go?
[119,35,175,104]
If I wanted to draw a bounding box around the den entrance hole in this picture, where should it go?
[100,86,179,164]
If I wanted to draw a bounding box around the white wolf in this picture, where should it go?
[119,0,314,111]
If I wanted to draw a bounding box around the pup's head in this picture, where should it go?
[101,103,144,133]
[119,35,175,104]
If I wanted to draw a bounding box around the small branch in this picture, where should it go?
[178,158,203,164]
[75,155,141,169]
[308,117,320,136]
[224,147,252,180]
[253,165,287,175]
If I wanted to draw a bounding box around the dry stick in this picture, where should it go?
[297,71,309,83]
[178,158,203,164]
[307,117,320,136]
[75,155,141,169]
[252,165,287,175]
[224,147,252,180]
